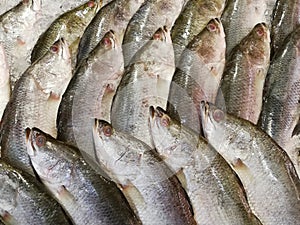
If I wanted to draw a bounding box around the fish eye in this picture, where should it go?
[161,116,170,127]
[87,1,96,8]
[50,44,59,53]
[22,0,30,4]
[102,37,113,47]
[153,33,162,40]
[207,23,217,32]
[36,135,46,147]
[256,27,264,37]
[103,125,112,137]
[213,109,224,123]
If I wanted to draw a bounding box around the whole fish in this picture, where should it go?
[111,27,174,147]
[93,119,197,225]
[258,26,300,174]
[122,0,186,66]
[0,44,10,122]
[271,0,300,55]
[167,18,226,134]
[149,106,262,225]
[31,0,99,68]
[0,160,70,225]
[221,0,276,57]
[171,0,226,65]
[76,0,145,66]
[216,23,270,124]
[200,101,300,225]
[57,30,123,165]
[0,0,41,90]
[0,38,72,177]
[26,127,141,225]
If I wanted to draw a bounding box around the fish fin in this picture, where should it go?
[231,158,255,182]
[48,91,61,101]
[118,181,145,216]
[292,122,300,137]
[285,159,300,200]
[49,183,76,204]
[1,210,18,225]
[175,168,187,190]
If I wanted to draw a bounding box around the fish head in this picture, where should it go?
[22,0,41,11]
[77,0,99,18]
[25,128,66,185]
[32,38,72,97]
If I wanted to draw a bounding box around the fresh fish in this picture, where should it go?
[258,26,300,174]
[216,23,270,124]
[0,38,72,177]
[167,18,226,134]
[0,44,10,121]
[0,160,70,225]
[0,0,41,90]
[149,106,262,225]
[76,0,145,66]
[111,27,174,147]
[31,0,99,68]
[122,0,186,66]
[221,0,276,57]
[171,0,226,65]
[57,30,123,165]
[200,101,300,225]
[26,127,141,225]
[93,119,197,225]
[271,0,300,55]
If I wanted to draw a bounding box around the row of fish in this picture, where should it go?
[0,0,299,224]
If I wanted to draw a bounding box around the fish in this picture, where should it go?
[0,38,72,177]
[0,44,10,122]
[76,0,145,66]
[57,30,123,166]
[258,26,300,175]
[167,18,226,134]
[26,127,141,225]
[221,0,276,57]
[0,0,41,90]
[111,27,174,147]
[122,0,186,66]
[93,119,197,225]
[31,0,99,68]
[171,0,226,65]
[0,160,70,225]
[216,23,270,124]
[271,0,300,56]
[200,101,300,225]
[149,106,262,225]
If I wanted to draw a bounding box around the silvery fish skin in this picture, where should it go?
[290,121,300,176]
[0,44,10,122]
[111,27,174,147]
[0,0,41,90]
[200,101,300,225]
[149,106,262,225]
[0,38,72,177]
[57,30,123,166]
[167,18,225,134]
[216,23,270,124]
[258,27,300,174]
[93,119,197,225]
[0,160,70,225]
[31,0,99,68]
[171,0,226,65]
[26,127,141,225]
[271,0,300,55]
[76,0,145,66]
[122,0,186,66]
[221,0,276,57]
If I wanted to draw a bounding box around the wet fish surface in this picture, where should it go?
[26,127,141,225]
[0,44,10,122]
[200,101,300,225]
[149,106,262,225]
[0,38,72,177]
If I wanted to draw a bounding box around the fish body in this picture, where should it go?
[0,0,41,90]
[217,23,270,124]
[171,0,226,65]
[31,0,99,68]
[26,128,141,225]
[111,27,174,147]
[0,39,72,176]
[76,0,145,66]
[0,160,70,225]
[93,119,197,225]
[200,102,300,225]
[0,44,10,121]
[122,0,186,66]
[167,18,225,134]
